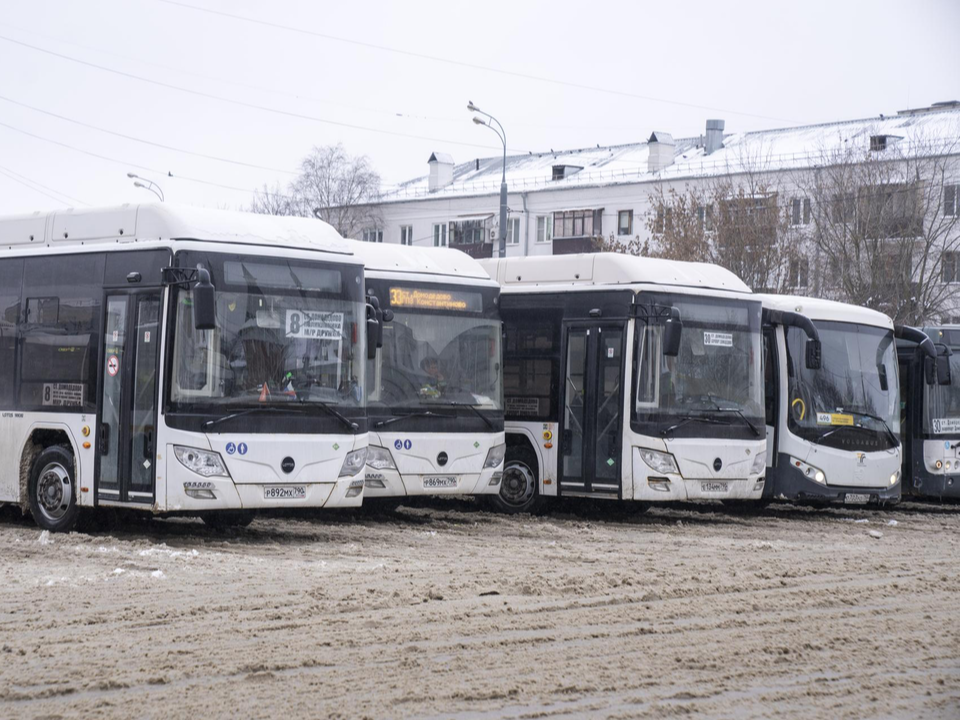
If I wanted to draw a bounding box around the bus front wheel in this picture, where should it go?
[29,446,80,533]
[489,449,542,514]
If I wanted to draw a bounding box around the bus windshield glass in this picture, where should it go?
[367,282,502,413]
[169,255,365,411]
[634,294,763,437]
[923,352,960,435]
[785,321,898,450]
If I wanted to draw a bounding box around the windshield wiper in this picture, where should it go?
[661,415,728,437]
[846,408,899,447]
[374,410,447,429]
[300,398,360,432]
[716,407,761,437]
[440,401,496,431]
[202,405,303,430]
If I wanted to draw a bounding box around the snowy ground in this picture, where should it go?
[0,499,958,720]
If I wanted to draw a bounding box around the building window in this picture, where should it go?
[553,209,601,238]
[787,258,809,288]
[617,210,633,236]
[791,198,811,226]
[433,223,447,247]
[654,206,673,233]
[945,185,959,217]
[361,228,383,243]
[943,252,960,283]
[450,219,487,245]
[832,194,856,224]
[696,204,714,230]
[400,226,413,245]
[536,215,552,243]
[506,218,521,245]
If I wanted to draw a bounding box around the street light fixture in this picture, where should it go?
[127,172,165,202]
[468,100,508,258]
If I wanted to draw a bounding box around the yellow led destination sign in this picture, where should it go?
[389,287,482,312]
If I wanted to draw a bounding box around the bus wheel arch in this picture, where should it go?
[20,429,81,531]
[488,433,542,514]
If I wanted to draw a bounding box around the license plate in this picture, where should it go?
[423,476,458,489]
[844,493,871,505]
[701,481,729,493]
[263,485,306,500]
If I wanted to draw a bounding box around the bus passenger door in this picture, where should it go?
[763,327,779,467]
[559,322,625,497]
[97,292,162,504]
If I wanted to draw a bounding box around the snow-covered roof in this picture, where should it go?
[428,152,454,165]
[481,253,751,295]
[756,293,893,330]
[0,203,354,256]
[349,241,495,283]
[381,106,960,204]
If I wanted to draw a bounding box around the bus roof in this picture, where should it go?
[0,203,354,258]
[349,241,494,283]
[756,293,894,330]
[479,253,751,294]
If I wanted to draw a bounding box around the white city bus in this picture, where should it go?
[480,254,767,512]
[0,204,372,531]
[352,242,505,503]
[758,294,912,505]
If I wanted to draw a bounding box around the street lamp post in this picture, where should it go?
[127,172,165,202]
[467,101,508,259]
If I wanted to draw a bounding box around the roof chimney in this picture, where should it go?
[705,119,725,155]
[647,131,676,172]
[428,152,455,192]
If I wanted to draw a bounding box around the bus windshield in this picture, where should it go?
[634,294,763,437]
[367,283,502,413]
[785,321,899,451]
[170,255,366,411]
[923,353,960,435]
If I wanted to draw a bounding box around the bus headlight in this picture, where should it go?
[889,471,900,486]
[750,451,767,475]
[174,446,230,478]
[639,448,679,475]
[483,443,506,469]
[366,446,397,471]
[791,457,825,485]
[339,448,368,477]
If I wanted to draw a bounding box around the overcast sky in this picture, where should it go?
[0,0,957,215]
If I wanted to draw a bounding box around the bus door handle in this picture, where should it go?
[99,423,110,455]
[143,427,154,459]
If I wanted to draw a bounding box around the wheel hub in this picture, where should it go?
[36,463,71,522]
[500,462,535,506]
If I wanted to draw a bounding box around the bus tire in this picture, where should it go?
[201,511,256,529]
[489,448,541,514]
[28,446,80,533]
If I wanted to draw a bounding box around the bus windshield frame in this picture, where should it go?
[365,278,503,432]
[785,320,899,451]
[165,250,367,433]
[631,292,764,440]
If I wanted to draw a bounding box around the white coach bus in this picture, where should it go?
[758,294,917,505]
[352,243,505,504]
[0,204,372,531]
[480,254,767,512]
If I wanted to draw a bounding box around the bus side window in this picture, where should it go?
[0,258,23,408]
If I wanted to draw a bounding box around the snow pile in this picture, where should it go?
[38,530,53,545]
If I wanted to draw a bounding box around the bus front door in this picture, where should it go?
[559,322,625,498]
[97,292,162,504]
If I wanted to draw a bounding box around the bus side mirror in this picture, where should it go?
[878,364,888,392]
[924,356,936,385]
[366,296,388,360]
[193,267,216,331]
[805,339,822,370]
[663,317,683,357]
[938,355,952,385]
[366,318,380,360]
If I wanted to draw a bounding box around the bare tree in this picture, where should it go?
[796,129,960,324]
[249,144,383,239]
[607,174,803,293]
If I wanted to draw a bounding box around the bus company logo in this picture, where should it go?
[437,452,448,467]
[713,458,723,472]
[857,453,866,466]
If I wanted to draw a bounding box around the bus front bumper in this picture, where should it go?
[765,463,900,505]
